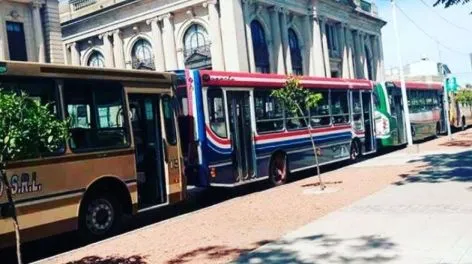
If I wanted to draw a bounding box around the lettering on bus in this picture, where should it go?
[0,172,42,197]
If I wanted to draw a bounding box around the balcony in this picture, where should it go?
[355,0,378,17]
[70,0,97,11]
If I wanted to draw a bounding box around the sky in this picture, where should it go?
[377,0,472,85]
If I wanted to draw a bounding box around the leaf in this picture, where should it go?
[48,135,53,143]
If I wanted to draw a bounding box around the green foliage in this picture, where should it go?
[455,89,472,106]
[270,76,322,118]
[434,0,470,7]
[0,90,68,162]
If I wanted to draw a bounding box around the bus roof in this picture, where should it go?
[199,70,373,90]
[0,60,175,85]
[387,81,443,91]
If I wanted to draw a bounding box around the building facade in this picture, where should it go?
[0,0,64,63]
[385,57,451,83]
[60,0,385,80]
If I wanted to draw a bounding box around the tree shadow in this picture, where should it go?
[65,255,148,264]
[439,140,472,147]
[234,234,398,264]
[393,150,472,185]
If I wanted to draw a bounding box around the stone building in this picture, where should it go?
[0,0,64,63]
[59,0,385,80]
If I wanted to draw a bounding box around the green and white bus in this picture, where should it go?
[374,81,446,148]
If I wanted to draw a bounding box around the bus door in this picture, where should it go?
[226,90,255,181]
[361,91,375,153]
[128,94,167,209]
[391,91,406,144]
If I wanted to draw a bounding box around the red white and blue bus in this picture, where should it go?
[176,70,376,187]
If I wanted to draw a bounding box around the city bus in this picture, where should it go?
[177,70,376,187]
[449,89,472,130]
[374,81,445,148]
[0,61,184,248]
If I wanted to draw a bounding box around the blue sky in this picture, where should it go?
[377,0,472,84]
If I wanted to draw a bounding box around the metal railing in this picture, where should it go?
[70,0,97,11]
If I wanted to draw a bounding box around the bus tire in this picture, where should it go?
[269,152,288,187]
[350,140,360,162]
[79,192,122,243]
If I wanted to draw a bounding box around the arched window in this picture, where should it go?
[87,51,105,67]
[183,24,211,69]
[288,29,303,75]
[250,20,270,73]
[131,38,154,70]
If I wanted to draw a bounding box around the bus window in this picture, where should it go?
[286,102,309,130]
[254,91,284,133]
[64,80,128,151]
[162,95,177,145]
[309,90,330,127]
[207,87,227,138]
[331,91,349,124]
[352,91,363,130]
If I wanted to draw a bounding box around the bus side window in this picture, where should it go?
[64,80,129,151]
[162,95,177,145]
[331,91,349,125]
[309,90,330,127]
[207,87,227,138]
[254,90,284,133]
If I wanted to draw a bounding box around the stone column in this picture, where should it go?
[0,12,5,60]
[270,6,284,74]
[113,30,125,69]
[303,15,312,76]
[242,1,256,72]
[281,9,292,75]
[311,12,324,76]
[206,0,225,70]
[31,0,46,62]
[99,32,114,68]
[70,42,80,65]
[377,34,385,82]
[162,13,178,70]
[146,18,166,71]
[370,35,379,81]
[346,28,355,79]
[340,24,349,79]
[320,17,331,77]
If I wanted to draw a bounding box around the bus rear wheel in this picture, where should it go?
[79,193,122,242]
[269,153,288,187]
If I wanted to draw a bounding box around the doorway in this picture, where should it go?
[226,91,255,182]
[362,92,375,153]
[128,94,167,209]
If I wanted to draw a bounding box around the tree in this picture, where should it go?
[271,77,325,189]
[433,0,470,8]
[0,90,68,264]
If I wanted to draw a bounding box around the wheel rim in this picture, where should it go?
[271,156,286,184]
[85,198,114,235]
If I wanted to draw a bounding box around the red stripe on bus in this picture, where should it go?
[205,126,231,145]
[391,81,443,90]
[255,125,351,141]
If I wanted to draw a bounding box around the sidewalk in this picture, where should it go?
[32,131,472,264]
[234,134,472,264]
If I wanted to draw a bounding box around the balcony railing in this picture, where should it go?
[70,0,97,11]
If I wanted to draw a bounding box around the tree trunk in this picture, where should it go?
[296,105,325,190]
[0,162,22,264]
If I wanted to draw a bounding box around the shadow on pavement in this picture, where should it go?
[232,234,398,264]
[65,255,148,264]
[394,150,472,185]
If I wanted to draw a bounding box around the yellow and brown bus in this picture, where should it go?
[0,61,184,248]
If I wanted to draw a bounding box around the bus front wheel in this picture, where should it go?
[79,192,122,242]
[269,152,288,187]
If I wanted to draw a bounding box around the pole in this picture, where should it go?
[444,75,453,140]
[391,0,413,146]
